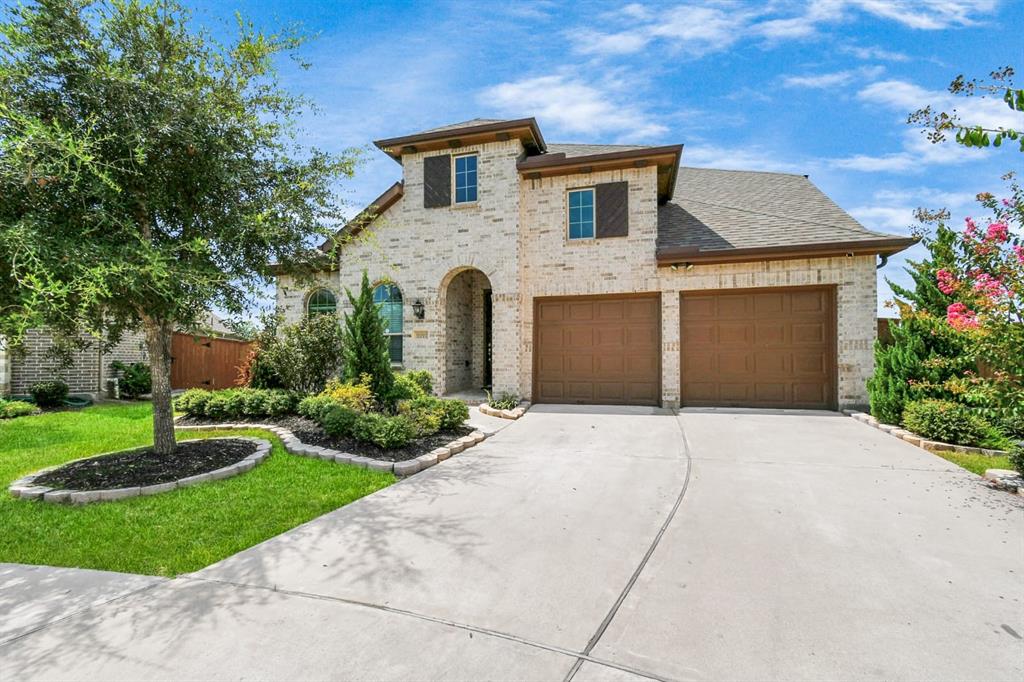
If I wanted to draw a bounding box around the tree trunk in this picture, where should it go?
[144,318,176,455]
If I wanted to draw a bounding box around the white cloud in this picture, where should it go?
[571,1,999,58]
[782,66,885,89]
[838,44,912,62]
[681,143,810,173]
[479,74,668,140]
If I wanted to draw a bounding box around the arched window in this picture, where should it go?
[307,288,337,317]
[373,283,403,363]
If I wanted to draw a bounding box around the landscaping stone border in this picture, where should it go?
[8,437,271,505]
[843,410,1009,457]
[175,422,488,477]
[983,469,1024,495]
[478,401,530,420]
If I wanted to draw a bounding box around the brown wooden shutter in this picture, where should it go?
[423,155,451,208]
[595,181,628,238]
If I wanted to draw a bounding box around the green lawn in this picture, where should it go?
[928,448,1014,477]
[0,402,394,576]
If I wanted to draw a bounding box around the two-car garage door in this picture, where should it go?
[533,287,836,410]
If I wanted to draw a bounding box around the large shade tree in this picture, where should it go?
[0,0,356,453]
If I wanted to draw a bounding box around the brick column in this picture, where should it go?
[661,291,680,408]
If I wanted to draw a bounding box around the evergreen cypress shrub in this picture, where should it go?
[341,272,395,406]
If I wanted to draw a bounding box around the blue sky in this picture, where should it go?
[188,0,1024,315]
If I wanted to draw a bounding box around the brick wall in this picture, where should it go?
[6,329,148,396]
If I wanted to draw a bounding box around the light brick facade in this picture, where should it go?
[3,329,148,396]
[277,135,879,409]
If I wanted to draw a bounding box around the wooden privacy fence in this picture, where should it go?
[170,333,253,390]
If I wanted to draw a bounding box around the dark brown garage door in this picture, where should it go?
[680,287,836,409]
[534,295,660,406]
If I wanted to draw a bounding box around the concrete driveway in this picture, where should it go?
[2,407,1022,681]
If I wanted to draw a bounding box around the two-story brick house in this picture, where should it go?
[275,118,915,410]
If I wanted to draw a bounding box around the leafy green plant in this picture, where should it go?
[398,396,443,437]
[109,361,151,399]
[437,399,469,431]
[320,376,374,412]
[321,404,360,438]
[341,272,395,407]
[487,391,520,410]
[257,314,346,395]
[352,412,416,449]
[1008,442,1024,476]
[174,389,213,416]
[391,373,427,402]
[403,370,434,396]
[297,395,338,423]
[0,399,36,419]
[902,399,1009,449]
[30,380,69,408]
[174,388,298,420]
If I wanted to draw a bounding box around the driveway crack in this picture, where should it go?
[562,410,694,682]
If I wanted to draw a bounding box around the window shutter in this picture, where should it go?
[595,181,628,238]
[423,155,451,208]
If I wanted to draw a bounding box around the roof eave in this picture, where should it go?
[655,236,919,266]
[318,181,404,252]
[373,118,546,160]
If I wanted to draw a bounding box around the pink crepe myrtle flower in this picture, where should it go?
[964,217,978,237]
[972,273,1007,299]
[1014,244,1024,265]
[946,302,979,330]
[985,222,1010,243]
[936,269,958,294]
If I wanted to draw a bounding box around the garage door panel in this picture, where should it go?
[681,288,835,410]
[534,295,660,406]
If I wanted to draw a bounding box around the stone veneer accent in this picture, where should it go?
[8,437,271,505]
[277,137,879,410]
[4,328,148,396]
[176,422,488,477]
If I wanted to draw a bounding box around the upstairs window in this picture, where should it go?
[373,283,404,363]
[307,289,337,317]
[454,154,478,204]
[568,188,595,240]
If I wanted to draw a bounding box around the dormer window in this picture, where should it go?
[454,154,478,203]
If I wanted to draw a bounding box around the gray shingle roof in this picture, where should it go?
[658,167,897,254]
[546,143,653,158]
[414,118,508,135]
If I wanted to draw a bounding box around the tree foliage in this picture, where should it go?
[887,211,960,317]
[908,66,1024,152]
[255,313,345,395]
[341,272,394,406]
[0,0,357,452]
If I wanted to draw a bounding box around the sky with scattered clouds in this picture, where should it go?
[188,0,1024,315]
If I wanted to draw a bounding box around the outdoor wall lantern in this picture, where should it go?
[412,299,425,320]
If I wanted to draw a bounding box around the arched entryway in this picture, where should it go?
[441,267,492,397]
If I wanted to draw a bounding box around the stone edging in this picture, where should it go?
[843,410,1008,457]
[478,401,530,420]
[983,469,1024,495]
[175,423,488,477]
[8,437,271,505]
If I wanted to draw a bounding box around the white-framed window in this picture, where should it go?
[373,283,403,363]
[306,288,337,317]
[568,188,595,240]
[454,153,478,204]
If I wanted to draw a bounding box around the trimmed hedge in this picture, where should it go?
[174,388,299,419]
[902,399,1008,449]
[352,412,417,449]
[0,399,37,419]
[30,380,68,408]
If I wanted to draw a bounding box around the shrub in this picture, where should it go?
[341,272,395,406]
[174,388,213,416]
[321,404,360,438]
[321,377,374,412]
[437,398,469,431]
[239,344,284,389]
[1009,442,1024,476]
[297,395,338,423]
[352,412,416,449]
[0,399,36,419]
[30,380,68,408]
[487,391,520,410]
[902,399,1008,449]
[399,395,443,437]
[253,314,345,394]
[174,388,297,420]
[390,372,426,402]
[403,370,434,396]
[109,361,151,398]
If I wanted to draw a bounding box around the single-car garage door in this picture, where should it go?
[680,287,836,409]
[534,294,660,406]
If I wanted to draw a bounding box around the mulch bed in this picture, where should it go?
[177,414,473,463]
[34,439,257,491]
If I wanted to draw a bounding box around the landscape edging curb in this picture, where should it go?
[8,437,272,505]
[842,409,1008,457]
[478,401,530,420]
[175,422,488,477]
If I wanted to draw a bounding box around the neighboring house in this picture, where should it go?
[0,313,248,397]
[275,118,915,410]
